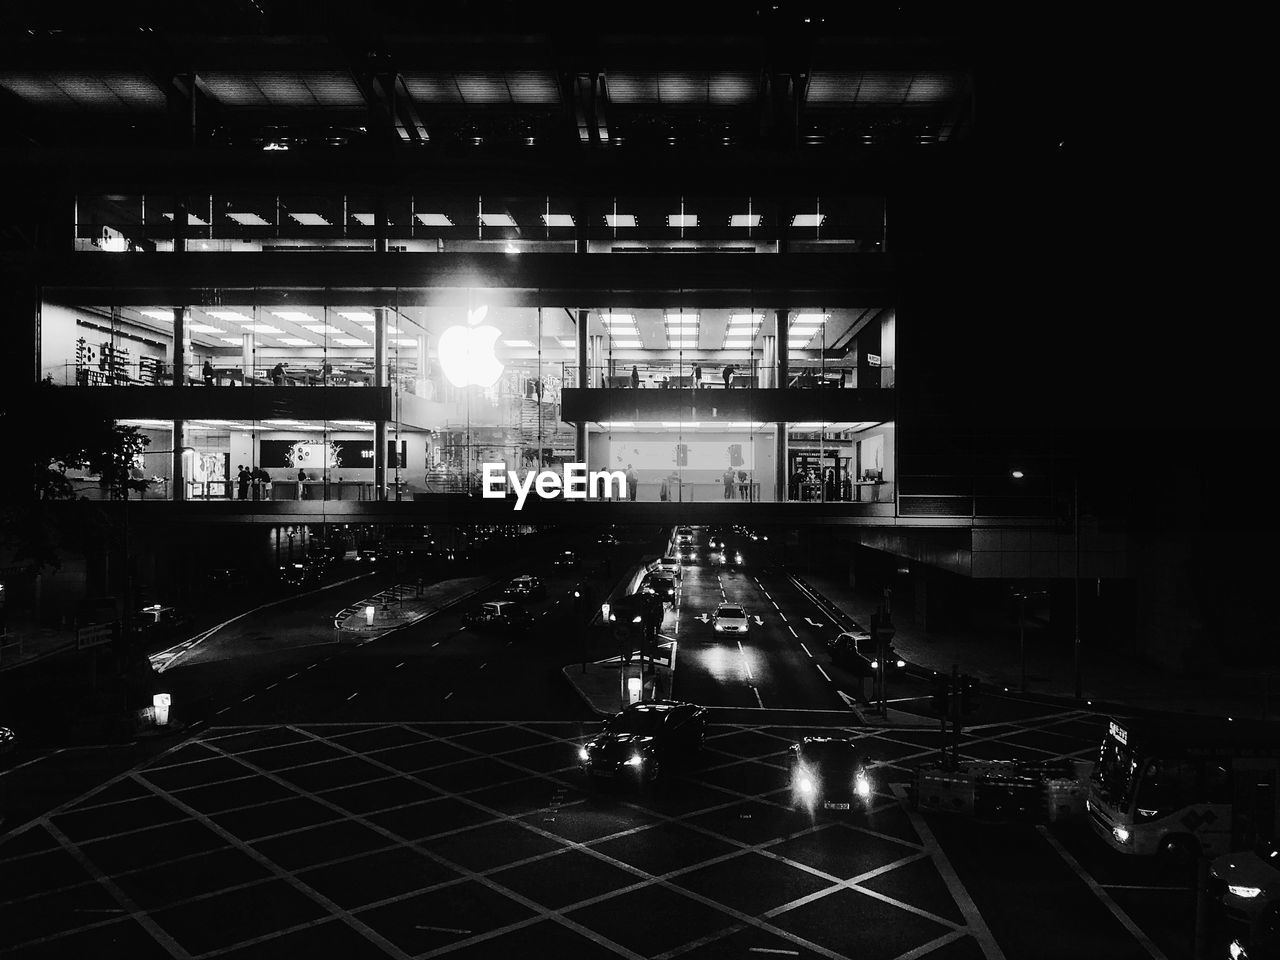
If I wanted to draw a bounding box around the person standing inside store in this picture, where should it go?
[722,364,736,388]
[271,362,285,386]
[737,469,751,501]
[626,464,638,501]
[297,468,308,500]
[722,467,735,499]
[202,358,215,387]
[630,365,639,389]
[692,363,702,387]
[236,464,251,500]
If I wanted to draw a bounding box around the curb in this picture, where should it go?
[559,665,615,718]
[335,580,498,640]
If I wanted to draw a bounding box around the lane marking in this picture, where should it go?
[306,663,318,670]
[240,695,255,703]
[1037,826,1170,960]
[415,925,472,935]
[752,687,764,708]
[444,692,454,701]
[893,784,1008,960]
[216,707,230,716]
[286,673,299,680]
[800,643,812,657]
[749,949,798,956]
[265,683,278,691]
[788,626,798,638]
[479,663,487,671]
[395,662,405,670]
[432,642,440,648]
[815,665,831,683]
[346,693,359,702]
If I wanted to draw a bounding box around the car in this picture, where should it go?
[641,574,677,604]
[503,575,546,601]
[136,604,188,637]
[713,603,749,634]
[715,548,746,569]
[553,550,580,570]
[597,531,619,547]
[279,562,321,590]
[678,543,699,565]
[826,631,906,675]
[656,555,682,580]
[579,700,708,783]
[355,547,381,564]
[462,600,530,633]
[675,526,694,545]
[789,737,876,813]
[1212,840,1280,949]
[0,726,15,758]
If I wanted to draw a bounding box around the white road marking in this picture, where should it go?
[804,618,824,629]
[479,662,487,670]
[216,707,230,715]
[265,683,278,690]
[395,662,405,669]
[415,925,473,935]
[788,626,799,638]
[1037,826,1170,960]
[815,664,832,683]
[800,643,812,657]
[240,695,255,703]
[286,673,299,680]
[346,693,359,701]
[748,949,799,957]
[444,692,454,701]
[306,663,318,670]
[752,687,764,708]
[432,642,440,648]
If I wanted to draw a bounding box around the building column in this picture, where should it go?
[576,309,588,462]
[171,200,188,502]
[774,308,789,501]
[374,199,388,501]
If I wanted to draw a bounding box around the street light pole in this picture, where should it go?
[1073,474,1082,700]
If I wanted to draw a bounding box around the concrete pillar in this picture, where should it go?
[374,198,388,501]
[576,308,588,461]
[775,308,789,501]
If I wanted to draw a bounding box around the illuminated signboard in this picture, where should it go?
[1108,721,1128,746]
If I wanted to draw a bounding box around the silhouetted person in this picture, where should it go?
[722,365,735,388]
[723,467,735,499]
[236,465,251,500]
[630,365,639,389]
[202,359,215,387]
[692,364,702,387]
[271,362,285,386]
[626,464,637,501]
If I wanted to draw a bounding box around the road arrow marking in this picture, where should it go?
[753,616,764,626]
[804,618,825,628]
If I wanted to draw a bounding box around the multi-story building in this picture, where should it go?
[3,10,1154,662]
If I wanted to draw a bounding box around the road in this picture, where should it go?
[0,525,1227,960]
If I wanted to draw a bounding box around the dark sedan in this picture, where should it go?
[641,574,677,604]
[580,700,708,784]
[503,575,546,601]
[462,600,530,633]
[553,550,580,570]
[789,737,877,813]
[826,631,907,676]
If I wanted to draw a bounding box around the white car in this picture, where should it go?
[656,555,682,580]
[713,603,749,634]
[1213,841,1280,947]
[675,526,694,545]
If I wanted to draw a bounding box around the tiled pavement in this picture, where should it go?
[0,713,1101,960]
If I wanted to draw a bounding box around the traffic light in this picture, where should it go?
[930,675,950,715]
[960,675,979,714]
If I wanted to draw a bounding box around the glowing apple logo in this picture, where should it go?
[439,305,503,388]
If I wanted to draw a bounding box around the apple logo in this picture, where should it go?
[439,305,504,388]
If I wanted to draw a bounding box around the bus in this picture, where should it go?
[1087,716,1280,865]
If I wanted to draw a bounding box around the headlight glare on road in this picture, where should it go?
[797,774,816,796]
[1228,885,1262,899]
[578,746,590,762]
[855,773,871,798]
[1112,826,1130,843]
[625,754,644,767]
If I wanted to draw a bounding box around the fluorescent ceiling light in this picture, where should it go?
[245,325,281,334]
[664,312,699,321]
[271,311,318,324]
[599,421,633,428]
[188,324,222,334]
[207,310,254,324]
[729,313,764,324]
[278,338,314,346]
[351,213,375,226]
[612,340,643,347]
[118,419,170,427]
[791,214,826,227]
[726,422,756,428]
[337,311,376,323]
[558,338,576,347]
[792,422,826,429]
[794,313,830,324]
[390,338,418,346]
[730,214,762,227]
[289,213,328,226]
[331,420,373,427]
[263,419,304,426]
[415,213,453,226]
[219,337,243,345]
[604,214,636,228]
[788,340,813,348]
[601,313,635,323]
[139,310,173,322]
[162,212,209,226]
[480,212,516,227]
[303,325,344,335]
[667,214,698,227]
[191,419,237,426]
[363,325,403,334]
[334,338,369,347]
[662,422,702,428]
[722,339,755,348]
[542,214,575,227]
[228,212,271,226]
[503,339,535,347]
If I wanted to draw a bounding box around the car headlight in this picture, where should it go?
[855,773,872,798]
[579,746,590,762]
[797,772,816,796]
[1228,885,1263,899]
[1113,826,1130,844]
[625,754,644,767]
[735,553,743,563]
[1230,939,1248,960]
[896,659,906,668]
[870,659,879,670]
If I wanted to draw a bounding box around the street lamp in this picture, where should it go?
[1011,467,1082,699]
